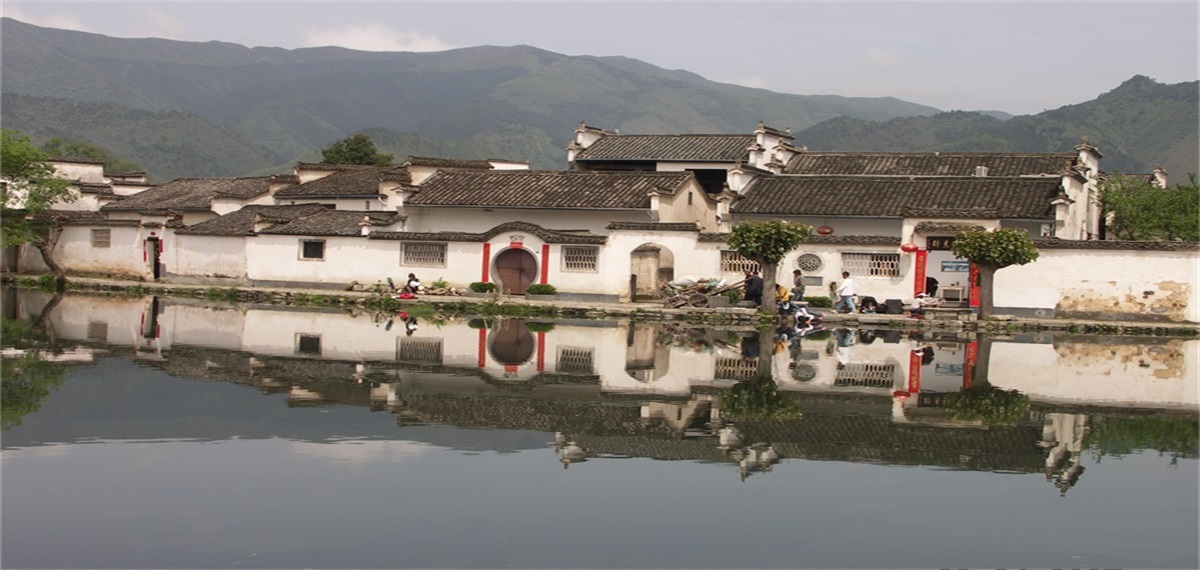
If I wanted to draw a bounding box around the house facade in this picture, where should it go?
[8,124,1197,323]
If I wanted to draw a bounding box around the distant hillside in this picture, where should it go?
[795,76,1199,179]
[0,17,938,177]
[2,18,1194,181]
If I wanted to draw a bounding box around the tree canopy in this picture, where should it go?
[2,129,78,287]
[320,133,394,166]
[40,137,143,174]
[1099,173,1199,241]
[727,220,813,311]
[952,228,1039,317]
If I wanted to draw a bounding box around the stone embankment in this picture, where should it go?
[6,276,1198,336]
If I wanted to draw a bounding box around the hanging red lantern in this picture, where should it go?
[816,225,834,236]
[900,243,919,253]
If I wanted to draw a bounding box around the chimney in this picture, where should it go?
[974,166,988,177]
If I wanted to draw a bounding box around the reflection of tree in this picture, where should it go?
[721,378,801,421]
[1,302,66,430]
[1083,415,1199,465]
[944,387,1030,426]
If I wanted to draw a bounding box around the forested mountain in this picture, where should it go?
[2,17,1195,181]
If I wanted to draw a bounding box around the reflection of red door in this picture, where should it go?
[495,248,537,295]
[489,319,535,364]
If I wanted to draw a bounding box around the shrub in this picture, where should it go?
[469,281,498,293]
[526,283,557,295]
[721,289,743,304]
[525,321,556,333]
[430,277,449,289]
[804,295,832,308]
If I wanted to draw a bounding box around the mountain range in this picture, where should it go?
[2,17,1196,183]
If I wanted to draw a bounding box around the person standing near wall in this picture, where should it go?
[744,270,764,305]
[835,271,857,314]
[791,269,806,303]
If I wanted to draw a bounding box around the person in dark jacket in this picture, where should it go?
[744,270,764,305]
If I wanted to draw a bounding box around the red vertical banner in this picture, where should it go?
[540,244,550,284]
[477,328,487,368]
[481,243,491,282]
[907,349,922,394]
[968,263,981,308]
[142,240,147,262]
[963,340,978,389]
[536,332,545,372]
[913,249,927,297]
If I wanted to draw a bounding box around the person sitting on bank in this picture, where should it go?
[402,273,421,294]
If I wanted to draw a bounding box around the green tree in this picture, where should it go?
[726,220,813,311]
[1,129,77,288]
[1099,173,1200,241]
[951,228,1039,317]
[40,137,143,174]
[320,133,394,166]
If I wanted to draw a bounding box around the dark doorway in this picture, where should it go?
[495,248,537,295]
[147,237,162,280]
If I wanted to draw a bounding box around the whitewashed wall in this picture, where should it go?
[246,235,402,288]
[994,246,1199,322]
[168,234,248,283]
[19,225,151,279]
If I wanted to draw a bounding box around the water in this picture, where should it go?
[2,290,1197,569]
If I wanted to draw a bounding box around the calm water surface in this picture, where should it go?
[2,290,1197,569]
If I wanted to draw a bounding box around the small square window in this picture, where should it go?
[91,229,111,248]
[300,239,325,260]
[296,334,321,355]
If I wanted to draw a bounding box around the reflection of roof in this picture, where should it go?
[735,176,1061,219]
[407,171,693,209]
[783,152,1077,176]
[575,134,755,162]
[100,177,272,211]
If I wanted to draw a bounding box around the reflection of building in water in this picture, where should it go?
[1039,412,1088,496]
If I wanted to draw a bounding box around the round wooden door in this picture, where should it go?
[495,248,537,295]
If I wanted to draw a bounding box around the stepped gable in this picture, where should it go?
[254,209,401,237]
[175,204,329,236]
[100,177,273,212]
[406,170,693,209]
[574,134,756,162]
[275,164,408,198]
[783,152,1079,176]
[734,176,1061,219]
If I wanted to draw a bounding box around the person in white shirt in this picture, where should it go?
[834,271,857,313]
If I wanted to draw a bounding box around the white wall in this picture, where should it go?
[169,234,248,282]
[994,246,1199,322]
[19,225,151,279]
[246,235,402,287]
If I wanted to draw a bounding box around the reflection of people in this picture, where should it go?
[405,317,419,336]
[744,270,764,305]
[834,328,854,369]
[776,284,794,314]
[740,334,761,359]
[791,269,806,302]
[835,272,856,313]
[402,273,421,294]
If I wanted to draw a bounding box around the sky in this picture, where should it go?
[3,1,1198,116]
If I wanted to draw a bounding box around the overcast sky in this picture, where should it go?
[4,1,1197,116]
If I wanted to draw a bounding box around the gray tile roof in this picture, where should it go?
[371,221,607,244]
[257,209,401,237]
[406,171,694,210]
[733,176,1062,220]
[606,222,701,232]
[274,165,408,198]
[698,233,901,245]
[404,156,494,169]
[176,204,330,236]
[783,152,1079,176]
[76,182,113,195]
[1032,237,1199,251]
[574,135,755,162]
[100,177,272,212]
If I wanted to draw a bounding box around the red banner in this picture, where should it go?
[913,249,927,297]
[969,263,981,308]
[907,349,922,393]
[963,340,978,389]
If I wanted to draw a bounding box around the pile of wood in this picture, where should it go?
[661,277,745,308]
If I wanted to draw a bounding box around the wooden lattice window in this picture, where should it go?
[715,356,759,380]
[556,346,594,374]
[402,242,447,267]
[91,229,111,248]
[397,338,443,363]
[720,251,759,274]
[834,363,897,387]
[561,246,599,272]
[841,252,900,277]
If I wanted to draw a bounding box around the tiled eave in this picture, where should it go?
[371,221,607,245]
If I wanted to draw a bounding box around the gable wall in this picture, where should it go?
[19,225,150,280]
[168,234,249,284]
